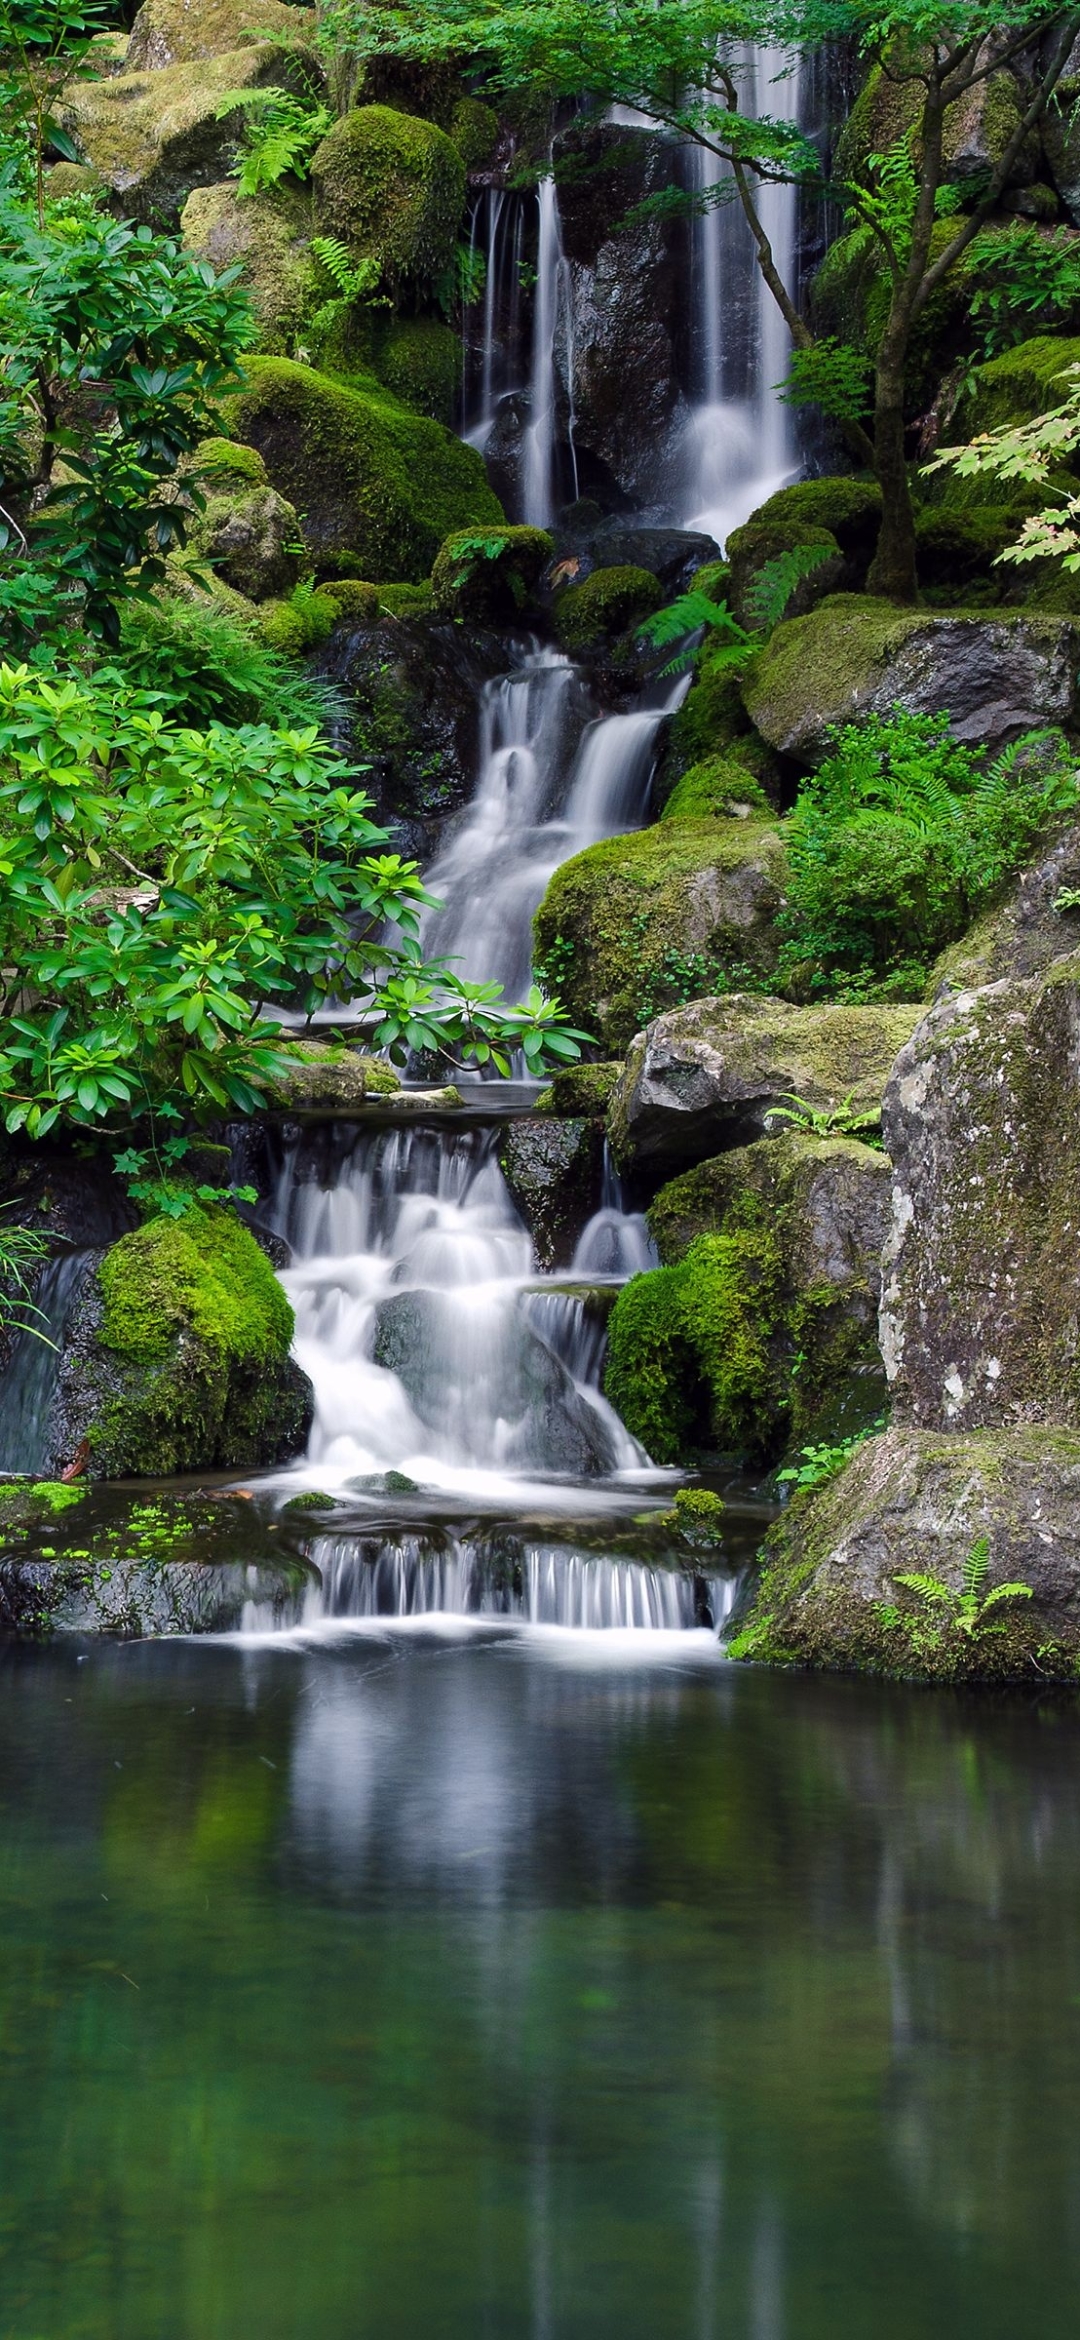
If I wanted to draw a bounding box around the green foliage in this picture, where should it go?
[0,0,108,219]
[930,358,1080,572]
[743,543,837,631]
[308,232,385,344]
[216,87,332,197]
[778,711,1078,995]
[967,225,1080,362]
[0,663,584,1139]
[765,1090,881,1140]
[781,337,872,425]
[639,546,834,680]
[116,596,343,732]
[0,175,253,641]
[113,1135,258,1223]
[777,1432,872,1492]
[435,238,487,319]
[877,1535,1035,1654]
[0,1204,52,1343]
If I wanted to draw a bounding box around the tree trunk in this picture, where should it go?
[866,358,918,602]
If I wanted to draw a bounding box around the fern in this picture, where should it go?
[216,89,332,197]
[961,1535,991,1607]
[435,240,488,318]
[637,589,749,677]
[743,542,836,632]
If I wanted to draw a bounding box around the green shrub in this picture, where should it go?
[117,597,341,731]
[779,710,1078,996]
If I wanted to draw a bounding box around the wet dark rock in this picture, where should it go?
[314,612,506,855]
[497,1117,605,1270]
[608,995,920,1171]
[880,954,1080,1433]
[0,1483,315,1639]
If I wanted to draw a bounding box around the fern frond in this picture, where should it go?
[637,590,745,652]
[744,541,835,633]
[979,1581,1034,1611]
[894,1572,952,1603]
[962,1536,990,1602]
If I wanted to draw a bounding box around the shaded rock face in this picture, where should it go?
[373,1289,619,1474]
[62,43,316,222]
[743,596,1080,766]
[0,1485,314,1640]
[126,0,317,71]
[181,180,319,355]
[881,956,1080,1433]
[609,994,920,1171]
[314,614,505,855]
[189,481,301,601]
[736,1424,1080,1680]
[497,1118,605,1271]
[552,121,687,506]
[929,819,1080,995]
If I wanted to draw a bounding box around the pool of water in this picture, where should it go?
[1,1630,1078,2338]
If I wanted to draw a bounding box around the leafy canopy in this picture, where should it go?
[0,666,585,1139]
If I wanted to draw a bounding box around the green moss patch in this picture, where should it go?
[554,564,663,653]
[605,1207,785,1464]
[311,104,465,291]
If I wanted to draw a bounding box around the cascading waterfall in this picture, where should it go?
[462,185,526,455]
[0,1252,91,1475]
[682,43,802,546]
[523,174,577,527]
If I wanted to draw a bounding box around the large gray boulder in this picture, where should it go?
[742,596,1080,766]
[881,955,1080,1431]
[731,1424,1080,1680]
[608,993,920,1170]
[928,817,1080,995]
[497,1117,604,1271]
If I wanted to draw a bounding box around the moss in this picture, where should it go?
[367,317,461,424]
[726,520,841,627]
[376,579,434,615]
[605,1208,785,1464]
[61,43,319,222]
[534,817,787,1054]
[85,1207,309,1479]
[192,436,267,489]
[262,1043,401,1107]
[949,332,1080,443]
[533,1062,624,1116]
[554,564,663,653]
[181,179,320,356]
[225,356,502,579]
[660,757,774,823]
[740,592,934,749]
[311,104,466,292]
[322,577,381,625]
[449,96,499,171]
[666,628,757,769]
[753,475,883,554]
[430,525,553,620]
[126,0,318,69]
[259,584,339,653]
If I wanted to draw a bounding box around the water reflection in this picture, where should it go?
[0,1639,1078,2337]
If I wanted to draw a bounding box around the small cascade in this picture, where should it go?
[523,173,577,527]
[462,186,526,453]
[0,1252,91,1475]
[571,1146,657,1280]
[681,42,802,546]
[419,648,678,1002]
[272,1123,647,1489]
[245,1530,738,1635]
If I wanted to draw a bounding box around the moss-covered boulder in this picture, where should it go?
[347,315,462,424]
[659,759,774,823]
[0,1487,313,1640]
[927,817,1080,995]
[533,1063,624,1117]
[949,332,1080,441]
[61,44,317,221]
[311,105,465,292]
[185,440,301,600]
[181,179,320,355]
[554,564,663,656]
[742,594,1080,764]
[605,1131,891,1464]
[534,819,788,1056]
[48,1208,313,1479]
[261,1043,401,1110]
[608,993,920,1170]
[223,356,502,578]
[126,0,317,70]
[726,520,843,629]
[497,1117,605,1270]
[731,1425,1080,1680]
[431,526,554,622]
[880,951,1080,1434]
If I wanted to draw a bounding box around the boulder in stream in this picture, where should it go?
[373,1288,622,1475]
[497,1117,605,1272]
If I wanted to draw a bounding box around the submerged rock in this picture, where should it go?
[732,1424,1080,1680]
[0,1484,314,1639]
[48,1208,313,1479]
[742,595,1080,765]
[608,994,919,1170]
[880,954,1080,1432]
[497,1117,605,1271]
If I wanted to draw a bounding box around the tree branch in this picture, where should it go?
[916,9,1080,314]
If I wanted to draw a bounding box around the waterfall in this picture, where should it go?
[0,1252,91,1475]
[570,1145,657,1280]
[463,186,526,454]
[247,1533,738,1635]
[418,648,677,1001]
[272,1124,647,1491]
[681,43,801,547]
[523,174,577,526]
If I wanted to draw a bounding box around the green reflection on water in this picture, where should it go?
[0,1634,1078,2339]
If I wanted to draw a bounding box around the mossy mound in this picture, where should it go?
[554,564,663,654]
[55,1208,313,1478]
[449,95,499,172]
[181,179,320,355]
[262,1043,401,1108]
[322,577,381,625]
[126,0,317,70]
[949,332,1080,443]
[224,356,502,578]
[533,1062,624,1116]
[311,104,465,292]
[186,463,302,601]
[730,1425,1080,1681]
[258,586,340,653]
[61,43,317,221]
[534,818,787,1055]
[430,525,554,621]
[659,758,773,823]
[726,520,842,628]
[354,316,462,424]
[604,1206,784,1463]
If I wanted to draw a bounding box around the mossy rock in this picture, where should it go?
[187,472,302,601]
[61,43,321,222]
[51,1208,313,1479]
[660,757,773,824]
[192,435,266,489]
[126,0,317,70]
[912,503,1023,597]
[554,564,663,654]
[605,1131,890,1465]
[948,332,1080,444]
[351,315,462,424]
[322,577,381,625]
[664,627,758,771]
[731,1425,1080,1680]
[376,580,434,616]
[747,475,883,565]
[311,104,465,292]
[725,519,842,628]
[534,818,787,1056]
[430,525,554,621]
[261,1043,401,1108]
[533,1062,624,1116]
[181,179,320,355]
[225,355,503,579]
[449,95,499,172]
[741,593,1080,765]
[44,160,103,199]
[811,219,1050,417]
[258,585,339,653]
